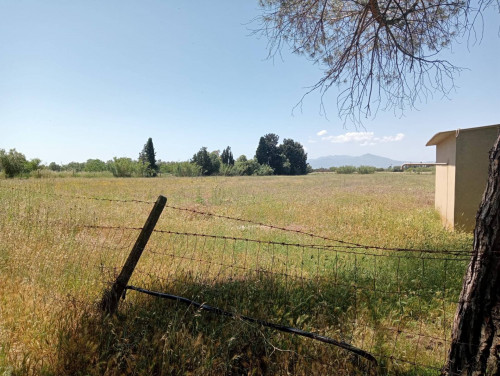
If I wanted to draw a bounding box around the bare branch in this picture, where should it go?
[256,0,498,124]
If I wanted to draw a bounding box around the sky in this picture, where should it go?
[0,1,499,165]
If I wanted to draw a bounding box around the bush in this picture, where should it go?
[234,158,260,176]
[84,159,107,172]
[25,158,42,173]
[62,162,86,172]
[0,149,28,178]
[391,166,403,172]
[48,162,62,171]
[220,164,237,176]
[336,165,357,174]
[357,165,376,174]
[158,162,201,177]
[254,164,274,176]
[209,152,221,175]
[109,157,137,177]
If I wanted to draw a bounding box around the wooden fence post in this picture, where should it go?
[101,195,167,315]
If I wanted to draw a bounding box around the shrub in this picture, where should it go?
[391,166,403,172]
[220,164,237,176]
[159,162,201,177]
[254,164,274,176]
[209,151,221,175]
[109,157,137,177]
[84,159,107,172]
[62,162,86,172]
[234,158,260,176]
[48,162,62,171]
[357,165,376,174]
[0,149,28,178]
[336,165,357,174]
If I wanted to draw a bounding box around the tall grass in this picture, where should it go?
[0,174,472,375]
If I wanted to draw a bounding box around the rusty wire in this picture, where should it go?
[83,224,472,260]
[1,185,472,373]
[0,186,473,256]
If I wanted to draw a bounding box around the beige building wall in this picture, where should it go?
[434,134,456,228]
[454,127,499,231]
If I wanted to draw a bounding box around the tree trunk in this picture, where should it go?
[444,133,500,375]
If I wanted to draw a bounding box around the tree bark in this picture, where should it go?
[444,133,500,375]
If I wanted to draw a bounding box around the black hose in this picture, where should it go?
[124,285,377,365]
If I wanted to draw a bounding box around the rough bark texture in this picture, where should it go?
[444,133,500,375]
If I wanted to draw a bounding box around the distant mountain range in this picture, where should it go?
[308,153,406,169]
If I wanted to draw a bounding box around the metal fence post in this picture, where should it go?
[101,195,167,314]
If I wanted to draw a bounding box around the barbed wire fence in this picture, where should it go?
[0,185,474,374]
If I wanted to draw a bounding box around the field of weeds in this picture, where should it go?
[0,173,472,375]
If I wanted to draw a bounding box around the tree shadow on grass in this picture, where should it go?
[52,272,444,375]
[50,274,376,375]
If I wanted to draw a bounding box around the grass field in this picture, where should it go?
[0,173,473,375]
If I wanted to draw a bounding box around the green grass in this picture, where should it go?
[0,174,472,375]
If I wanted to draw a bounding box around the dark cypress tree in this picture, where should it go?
[139,137,158,177]
[255,137,269,165]
[221,146,234,166]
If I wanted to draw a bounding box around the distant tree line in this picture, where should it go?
[0,134,311,178]
[309,165,435,174]
[188,134,310,177]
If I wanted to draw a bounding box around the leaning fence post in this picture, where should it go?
[101,195,167,315]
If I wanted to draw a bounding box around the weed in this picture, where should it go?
[0,174,472,374]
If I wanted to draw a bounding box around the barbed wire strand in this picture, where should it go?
[1,186,472,256]
[1,186,472,372]
[82,225,472,260]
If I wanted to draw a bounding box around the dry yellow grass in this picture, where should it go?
[0,173,472,375]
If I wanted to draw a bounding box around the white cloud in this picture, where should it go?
[322,132,405,145]
[322,132,374,143]
[380,133,405,142]
[317,130,328,136]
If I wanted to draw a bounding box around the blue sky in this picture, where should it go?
[1,1,499,164]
